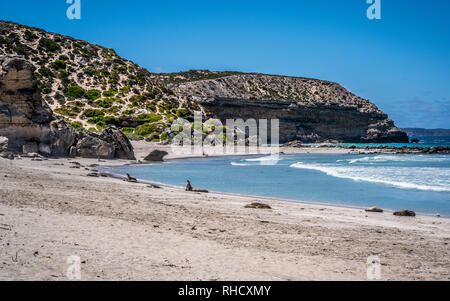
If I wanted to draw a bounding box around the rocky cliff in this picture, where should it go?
[0,20,408,144]
[0,55,135,159]
[172,74,408,143]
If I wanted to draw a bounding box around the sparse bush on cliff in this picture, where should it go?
[160,132,169,141]
[24,29,38,42]
[102,90,117,97]
[135,123,157,137]
[64,85,85,98]
[85,89,101,100]
[71,121,83,129]
[176,109,188,118]
[51,60,66,70]
[137,113,161,123]
[38,37,60,52]
[84,109,104,118]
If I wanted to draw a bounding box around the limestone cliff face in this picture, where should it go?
[172,74,409,143]
[0,55,135,159]
[0,55,75,154]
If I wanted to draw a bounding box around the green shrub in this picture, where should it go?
[84,109,104,118]
[65,85,85,98]
[102,90,117,97]
[160,132,169,141]
[96,121,108,131]
[71,122,83,129]
[24,30,38,42]
[135,123,157,137]
[83,67,99,76]
[104,116,119,126]
[176,109,188,117]
[119,86,130,94]
[137,113,162,123]
[51,60,66,70]
[87,116,104,124]
[120,127,135,135]
[85,89,101,101]
[95,97,115,108]
[38,37,60,52]
[38,67,55,78]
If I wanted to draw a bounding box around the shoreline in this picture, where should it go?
[101,158,450,220]
[1,141,450,280]
[102,142,450,219]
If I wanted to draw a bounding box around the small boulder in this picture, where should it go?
[245,203,272,209]
[23,142,38,154]
[144,150,168,161]
[365,206,383,213]
[393,209,416,217]
[38,143,52,156]
[1,152,14,160]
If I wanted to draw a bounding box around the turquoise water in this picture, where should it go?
[108,151,450,216]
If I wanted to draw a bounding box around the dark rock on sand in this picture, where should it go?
[0,136,7,152]
[245,203,272,209]
[144,150,168,161]
[74,126,135,160]
[393,210,416,217]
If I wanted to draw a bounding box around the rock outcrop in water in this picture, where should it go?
[0,55,135,159]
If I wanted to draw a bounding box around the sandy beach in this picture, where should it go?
[0,142,449,281]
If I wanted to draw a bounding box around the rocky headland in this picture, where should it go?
[0,20,408,145]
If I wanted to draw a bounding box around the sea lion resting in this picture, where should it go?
[125,173,137,183]
[186,180,208,193]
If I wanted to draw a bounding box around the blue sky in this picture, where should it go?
[1,0,449,128]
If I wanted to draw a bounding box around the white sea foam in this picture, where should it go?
[245,154,281,162]
[340,155,448,164]
[231,162,253,166]
[290,162,450,192]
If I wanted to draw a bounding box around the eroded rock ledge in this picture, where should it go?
[174,75,409,143]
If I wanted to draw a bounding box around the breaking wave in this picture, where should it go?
[290,162,450,192]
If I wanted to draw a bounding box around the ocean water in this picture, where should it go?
[108,151,450,216]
